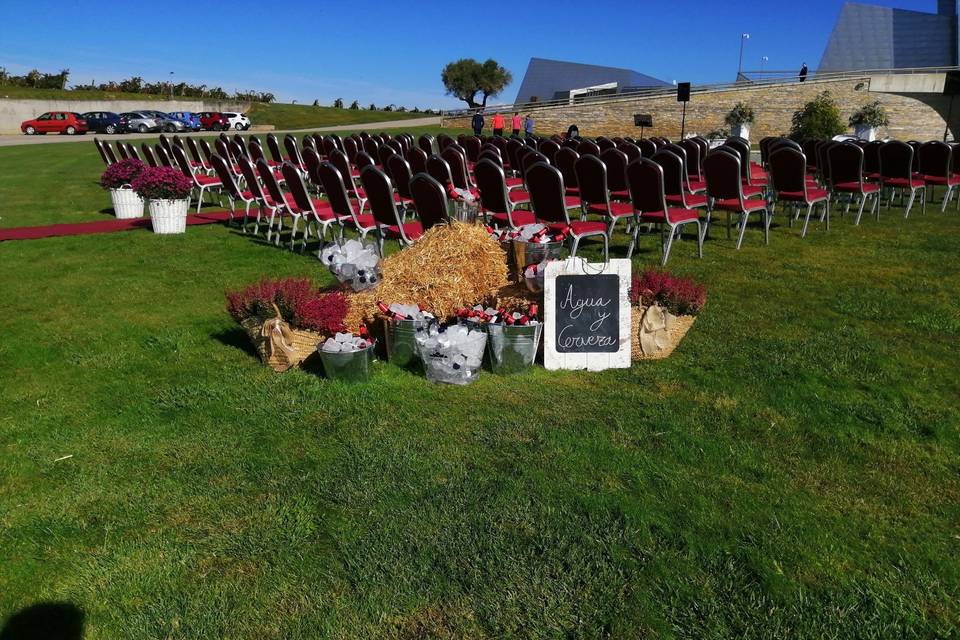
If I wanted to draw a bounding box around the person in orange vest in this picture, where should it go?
[511,112,522,137]
[492,113,505,136]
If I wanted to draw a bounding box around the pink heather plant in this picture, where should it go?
[630,269,707,316]
[131,166,193,200]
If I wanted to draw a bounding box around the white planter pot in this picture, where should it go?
[148,198,190,234]
[854,124,877,141]
[731,123,751,141]
[110,186,144,219]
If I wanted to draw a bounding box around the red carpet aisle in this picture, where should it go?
[0,211,236,242]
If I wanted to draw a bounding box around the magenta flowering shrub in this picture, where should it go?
[99,158,147,190]
[131,166,193,200]
[629,269,707,316]
[226,278,349,334]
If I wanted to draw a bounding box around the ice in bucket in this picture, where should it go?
[415,323,487,385]
[320,239,381,291]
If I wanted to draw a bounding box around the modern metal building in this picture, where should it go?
[514,58,670,105]
[819,1,959,71]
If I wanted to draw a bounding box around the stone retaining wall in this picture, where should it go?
[443,77,959,141]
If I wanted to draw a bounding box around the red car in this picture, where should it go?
[198,112,229,131]
[21,111,88,135]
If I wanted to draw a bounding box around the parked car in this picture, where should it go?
[198,112,230,131]
[138,110,189,132]
[80,111,122,134]
[21,111,88,135]
[223,112,252,130]
[118,112,160,133]
[167,111,202,131]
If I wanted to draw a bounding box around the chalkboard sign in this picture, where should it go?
[544,258,632,371]
[554,274,620,353]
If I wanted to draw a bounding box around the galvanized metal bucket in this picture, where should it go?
[487,323,543,374]
[383,318,429,368]
[318,341,377,383]
[512,240,564,284]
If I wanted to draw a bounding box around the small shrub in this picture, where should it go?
[226,278,348,334]
[99,158,146,190]
[131,166,192,200]
[629,269,707,316]
[790,91,845,140]
[724,102,755,126]
[849,101,889,128]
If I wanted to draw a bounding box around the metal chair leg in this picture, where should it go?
[736,212,750,249]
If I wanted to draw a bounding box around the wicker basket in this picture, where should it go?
[240,304,324,372]
[630,305,696,361]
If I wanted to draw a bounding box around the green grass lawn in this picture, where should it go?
[0,138,958,638]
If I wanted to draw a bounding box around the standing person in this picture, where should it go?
[524,113,535,138]
[799,62,808,82]
[471,110,484,136]
[492,112,505,137]
[511,112,522,137]
[566,123,579,139]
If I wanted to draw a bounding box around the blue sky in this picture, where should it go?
[0,0,938,108]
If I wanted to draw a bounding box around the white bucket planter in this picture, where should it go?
[148,198,190,234]
[855,124,877,141]
[110,186,144,219]
[731,123,751,141]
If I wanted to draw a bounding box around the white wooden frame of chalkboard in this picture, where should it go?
[544,257,632,371]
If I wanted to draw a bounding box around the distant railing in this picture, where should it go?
[441,65,960,118]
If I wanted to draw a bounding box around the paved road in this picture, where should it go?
[0,116,442,148]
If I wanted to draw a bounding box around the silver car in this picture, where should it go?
[140,110,191,133]
[119,111,160,133]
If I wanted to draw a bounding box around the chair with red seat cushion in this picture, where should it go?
[406,146,428,176]
[236,156,275,235]
[704,148,772,249]
[575,154,633,240]
[140,143,157,167]
[662,143,705,195]
[409,173,452,230]
[600,148,630,200]
[210,154,255,228]
[171,145,221,213]
[527,162,608,260]
[155,145,172,168]
[827,142,880,225]
[386,154,416,207]
[918,140,960,211]
[538,139,561,165]
[362,137,381,161]
[186,137,209,171]
[343,136,359,164]
[315,160,375,239]
[878,140,926,218]
[577,139,601,158]
[627,158,703,264]
[769,147,830,237]
[256,158,296,246]
[618,142,642,164]
[281,162,346,256]
[440,146,477,196]
[474,159,534,229]
[360,165,423,254]
[417,134,434,155]
[652,149,707,211]
[678,139,703,180]
[862,140,882,181]
[329,149,368,212]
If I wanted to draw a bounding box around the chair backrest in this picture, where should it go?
[437,133,454,152]
[377,144,395,168]
[99,141,117,165]
[363,137,380,159]
[678,139,702,177]
[355,151,376,172]
[236,156,267,202]
[266,133,284,163]
[768,147,808,196]
[283,135,303,168]
[386,139,404,157]
[426,154,453,187]
[387,153,414,199]
[637,138,657,158]
[360,165,403,228]
[619,142,642,164]
[769,138,802,156]
[801,139,819,169]
[418,134,434,154]
[229,141,247,166]
[316,161,357,221]
[538,139,561,164]
[170,145,195,179]
[555,146,580,188]
[93,138,110,165]
[463,136,481,162]
[407,146,428,175]
[140,143,157,167]
[506,139,525,173]
[827,143,864,188]
[907,141,922,172]
[198,139,214,165]
[256,157,287,207]
[815,140,837,184]
[526,162,570,225]
[185,137,204,166]
[627,157,668,216]
[600,148,629,193]
[575,154,609,207]
[343,136,358,163]
[210,154,241,199]
[155,145,172,168]
[578,140,601,157]
[281,162,319,217]
[116,141,129,160]
[302,147,324,190]
[650,149,686,198]
[327,149,355,189]
[473,159,511,215]
[440,146,471,189]
[125,143,141,162]
[158,134,172,156]
[409,173,450,230]
[918,140,952,179]
[301,134,316,153]
[521,150,548,181]
[863,140,882,174]
[879,140,914,181]
[249,134,262,149]
[597,137,615,152]
[479,150,503,167]
[704,148,744,202]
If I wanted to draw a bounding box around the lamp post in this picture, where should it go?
[168,71,174,99]
[760,56,769,77]
[737,33,750,79]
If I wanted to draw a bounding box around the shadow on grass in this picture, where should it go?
[212,326,258,358]
[0,602,84,640]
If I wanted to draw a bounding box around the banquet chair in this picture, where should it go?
[704,148,770,249]
[473,158,534,229]
[360,165,424,255]
[409,173,452,230]
[627,158,703,264]
[768,147,830,237]
[526,162,608,260]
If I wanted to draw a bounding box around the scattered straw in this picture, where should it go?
[345,222,509,328]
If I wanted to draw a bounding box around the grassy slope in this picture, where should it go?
[0,141,959,638]
[0,85,169,101]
